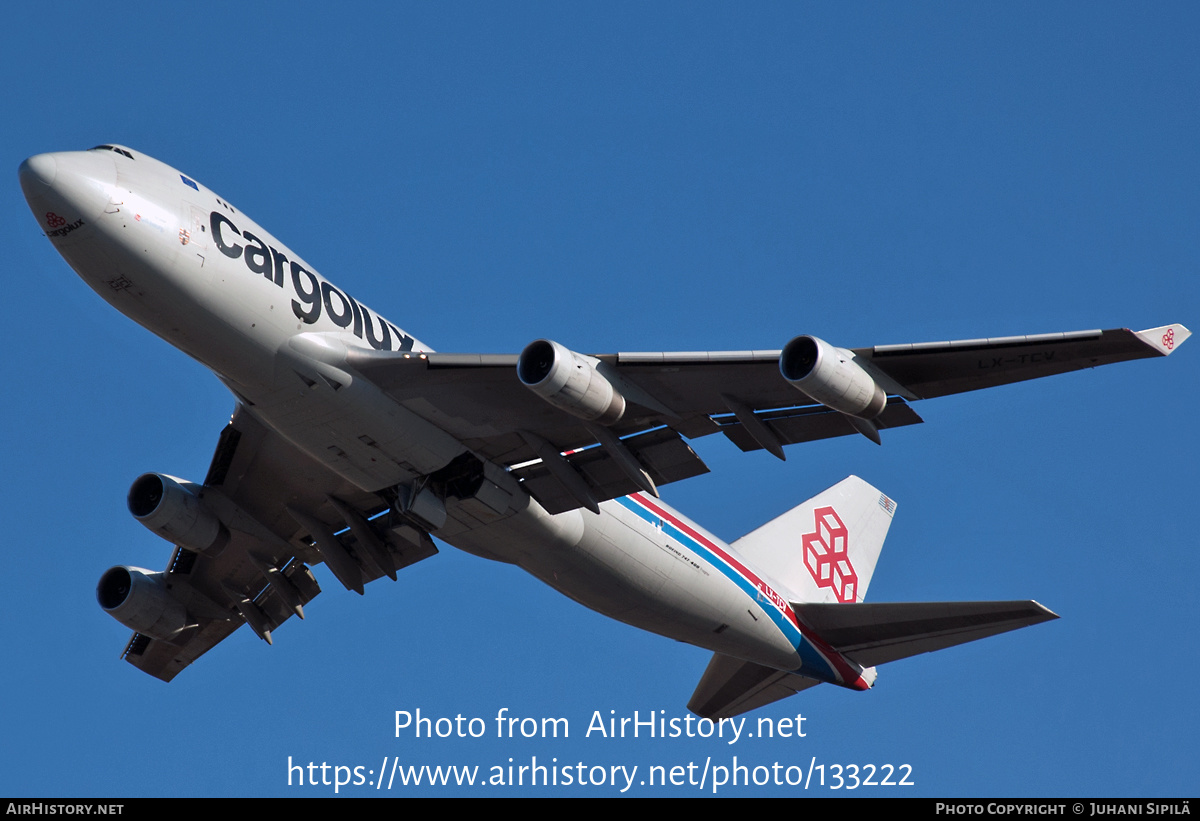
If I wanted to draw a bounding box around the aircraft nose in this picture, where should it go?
[19,153,58,191]
[19,150,116,233]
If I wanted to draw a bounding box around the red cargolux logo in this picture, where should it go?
[45,212,66,228]
[1163,328,1175,350]
[802,506,858,603]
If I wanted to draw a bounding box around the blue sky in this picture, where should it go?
[2,3,1197,797]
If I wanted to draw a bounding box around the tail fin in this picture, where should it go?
[732,475,895,604]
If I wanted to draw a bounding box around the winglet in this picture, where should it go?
[1134,324,1190,355]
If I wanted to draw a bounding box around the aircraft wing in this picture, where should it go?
[854,324,1187,399]
[339,323,1187,515]
[116,406,437,681]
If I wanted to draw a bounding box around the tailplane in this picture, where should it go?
[789,600,1057,668]
[689,600,1055,718]
[688,654,823,719]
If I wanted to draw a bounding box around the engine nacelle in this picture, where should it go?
[517,339,626,425]
[127,473,228,555]
[96,566,190,641]
[780,335,887,419]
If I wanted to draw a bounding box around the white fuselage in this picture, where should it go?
[20,146,866,689]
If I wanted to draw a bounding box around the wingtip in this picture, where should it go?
[1134,324,1190,355]
[1029,600,1060,621]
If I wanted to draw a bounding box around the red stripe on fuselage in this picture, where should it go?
[627,493,870,690]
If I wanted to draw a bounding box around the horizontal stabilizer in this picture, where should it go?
[792,600,1058,668]
[688,652,821,720]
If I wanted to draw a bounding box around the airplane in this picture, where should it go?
[18,144,1189,719]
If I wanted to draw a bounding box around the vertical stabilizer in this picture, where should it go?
[731,475,895,604]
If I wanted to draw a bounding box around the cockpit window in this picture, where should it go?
[89,145,134,160]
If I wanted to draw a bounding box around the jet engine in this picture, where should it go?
[518,339,626,425]
[127,473,228,555]
[96,566,190,641]
[779,335,887,419]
